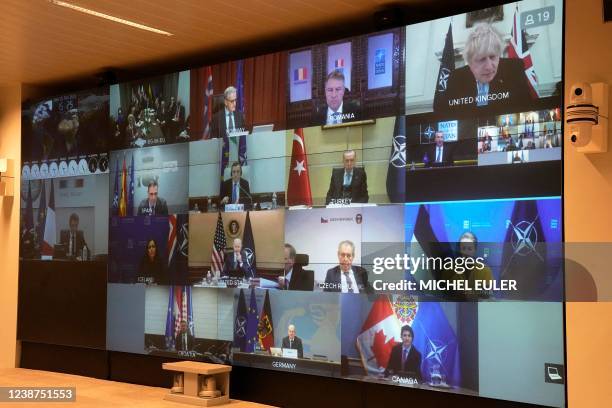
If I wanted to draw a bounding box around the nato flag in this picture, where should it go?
[233,289,248,351]
[386,116,406,203]
[433,23,455,112]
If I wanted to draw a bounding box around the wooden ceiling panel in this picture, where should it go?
[0,0,407,86]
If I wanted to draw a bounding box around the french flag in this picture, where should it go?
[335,58,345,69]
[294,67,308,81]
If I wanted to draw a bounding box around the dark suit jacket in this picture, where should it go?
[211,108,247,139]
[167,103,186,142]
[281,336,304,359]
[220,178,251,205]
[433,58,534,116]
[384,344,422,381]
[137,197,169,216]
[325,167,368,205]
[323,265,371,293]
[59,229,87,258]
[315,99,361,126]
[138,256,165,284]
[426,143,454,167]
[223,250,253,279]
[285,264,313,291]
[175,332,196,352]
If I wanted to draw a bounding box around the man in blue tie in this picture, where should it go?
[384,325,422,381]
[325,150,369,205]
[220,162,251,206]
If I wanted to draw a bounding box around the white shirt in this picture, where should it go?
[435,145,444,163]
[285,268,293,286]
[326,103,344,125]
[340,268,360,294]
[224,107,235,133]
[231,181,240,203]
[68,231,75,256]
[233,252,243,267]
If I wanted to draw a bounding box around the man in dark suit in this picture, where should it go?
[433,23,534,116]
[325,149,369,205]
[175,320,196,352]
[278,244,313,291]
[315,70,361,126]
[59,213,88,259]
[384,325,422,381]
[220,162,251,206]
[211,86,247,139]
[426,131,454,167]
[166,96,186,142]
[323,240,371,293]
[281,324,304,359]
[223,238,253,279]
[137,180,169,216]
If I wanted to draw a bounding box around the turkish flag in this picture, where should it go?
[287,128,312,206]
[355,295,401,375]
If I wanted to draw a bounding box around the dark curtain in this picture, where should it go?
[190,51,288,139]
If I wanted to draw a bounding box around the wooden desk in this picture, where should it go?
[0,368,276,408]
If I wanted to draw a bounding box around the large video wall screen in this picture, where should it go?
[20,1,565,406]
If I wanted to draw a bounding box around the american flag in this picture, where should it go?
[508,5,539,98]
[203,66,213,139]
[211,212,226,274]
[173,286,193,339]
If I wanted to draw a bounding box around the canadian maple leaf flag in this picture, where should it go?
[356,295,401,374]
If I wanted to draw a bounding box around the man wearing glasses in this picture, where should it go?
[137,180,169,216]
[211,86,247,139]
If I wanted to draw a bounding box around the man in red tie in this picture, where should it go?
[384,325,422,381]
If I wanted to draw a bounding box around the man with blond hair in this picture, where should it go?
[434,23,533,114]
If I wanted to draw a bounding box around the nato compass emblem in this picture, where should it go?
[235,316,247,338]
[244,248,255,266]
[422,125,435,143]
[509,217,542,259]
[437,67,450,92]
[390,134,406,168]
[425,338,448,366]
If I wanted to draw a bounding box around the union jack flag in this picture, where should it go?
[508,6,539,98]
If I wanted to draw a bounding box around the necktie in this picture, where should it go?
[344,272,354,293]
[289,339,293,349]
[228,112,235,131]
[183,333,187,351]
[436,147,441,162]
[402,348,408,366]
[477,82,489,106]
[71,233,75,256]
[343,172,351,187]
[232,183,238,203]
[174,105,180,120]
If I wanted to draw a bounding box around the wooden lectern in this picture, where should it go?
[162,361,231,406]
